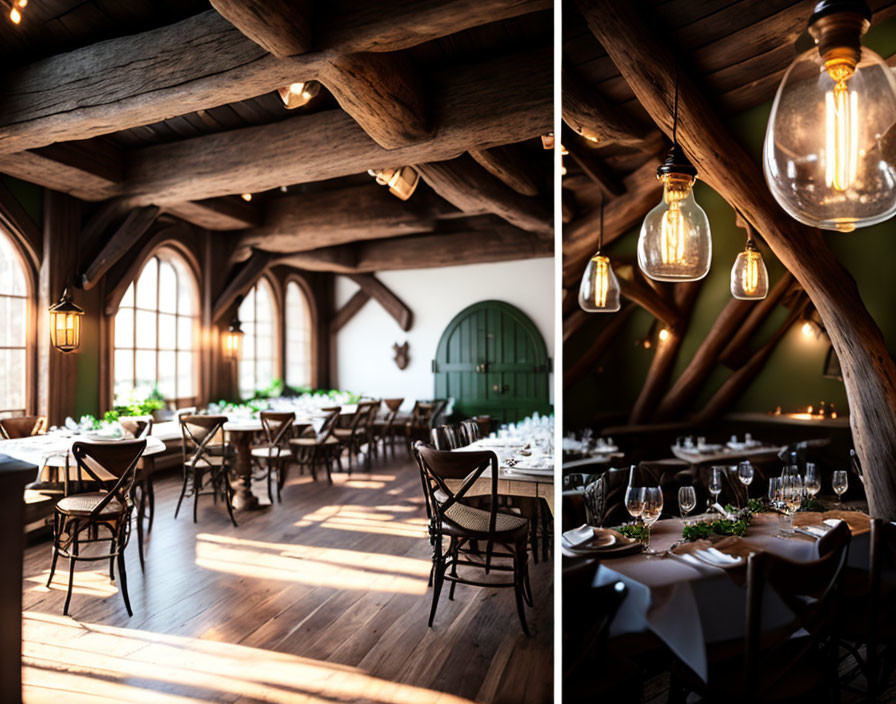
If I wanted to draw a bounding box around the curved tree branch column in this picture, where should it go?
[580,0,896,518]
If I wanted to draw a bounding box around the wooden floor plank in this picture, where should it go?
[21,457,553,703]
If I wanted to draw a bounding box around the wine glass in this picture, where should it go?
[708,466,723,510]
[767,476,781,509]
[625,484,644,521]
[833,470,848,507]
[678,485,696,525]
[737,461,754,487]
[780,474,803,536]
[640,487,664,555]
[804,463,821,500]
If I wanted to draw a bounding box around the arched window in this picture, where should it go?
[238,278,277,399]
[113,251,198,406]
[284,280,312,390]
[0,230,28,416]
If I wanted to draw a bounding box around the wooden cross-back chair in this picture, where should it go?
[405,401,435,456]
[176,415,237,527]
[372,397,404,459]
[333,400,379,472]
[459,419,481,446]
[290,407,342,484]
[671,520,851,702]
[431,424,462,451]
[413,441,532,635]
[251,411,294,504]
[47,438,146,616]
[0,415,46,439]
[840,518,896,700]
[430,398,448,428]
[119,416,154,571]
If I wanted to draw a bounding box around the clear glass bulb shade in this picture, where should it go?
[637,175,712,282]
[730,248,769,300]
[579,254,621,312]
[764,46,896,232]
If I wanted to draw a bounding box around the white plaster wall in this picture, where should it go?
[334,258,554,410]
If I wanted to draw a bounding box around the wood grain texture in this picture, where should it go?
[417,154,552,235]
[80,206,160,290]
[330,288,371,334]
[564,133,624,197]
[123,48,551,205]
[20,461,552,704]
[469,144,540,196]
[616,267,681,329]
[210,0,311,58]
[212,249,278,321]
[582,0,896,519]
[321,52,430,149]
[0,2,547,156]
[165,197,261,231]
[348,273,413,331]
[562,157,662,287]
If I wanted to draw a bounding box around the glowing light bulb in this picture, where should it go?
[638,147,711,282]
[277,80,319,109]
[802,322,814,338]
[730,241,769,300]
[15,0,26,7]
[241,193,252,201]
[9,7,20,23]
[578,254,621,313]
[764,2,896,231]
[658,328,670,342]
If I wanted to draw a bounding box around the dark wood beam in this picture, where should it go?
[562,156,662,287]
[122,48,551,206]
[210,0,311,58]
[616,267,680,330]
[563,304,635,389]
[469,145,539,196]
[0,1,548,156]
[348,274,413,331]
[320,52,430,149]
[563,129,625,197]
[80,206,161,290]
[0,139,123,201]
[562,66,656,149]
[417,154,552,235]
[330,289,371,334]
[80,199,132,261]
[165,197,262,231]
[212,249,279,321]
[563,308,589,344]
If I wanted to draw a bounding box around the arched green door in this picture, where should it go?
[433,300,551,423]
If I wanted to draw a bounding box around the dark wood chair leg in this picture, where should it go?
[193,468,201,523]
[64,527,79,616]
[174,470,189,518]
[224,477,238,528]
[109,536,116,580]
[116,539,133,617]
[146,474,155,531]
[428,558,446,628]
[513,543,530,636]
[448,537,458,601]
[266,459,274,504]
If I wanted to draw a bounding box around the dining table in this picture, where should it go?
[452,438,554,514]
[586,511,871,682]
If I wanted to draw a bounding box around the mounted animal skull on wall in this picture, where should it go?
[393,342,410,370]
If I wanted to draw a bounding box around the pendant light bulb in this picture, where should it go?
[730,238,769,300]
[638,146,712,281]
[763,0,896,232]
[578,200,621,312]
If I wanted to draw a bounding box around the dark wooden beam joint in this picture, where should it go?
[347,273,413,331]
[212,249,279,321]
[80,206,160,290]
[210,0,312,57]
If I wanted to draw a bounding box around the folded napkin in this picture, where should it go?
[562,525,595,547]
[700,547,741,566]
[803,525,829,538]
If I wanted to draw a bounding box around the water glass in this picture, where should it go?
[678,485,696,525]
[624,485,644,521]
[737,461,754,487]
[833,470,848,507]
[804,463,821,498]
[640,487,664,555]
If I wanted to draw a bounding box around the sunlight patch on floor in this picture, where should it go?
[297,503,429,538]
[22,611,476,704]
[26,569,121,599]
[194,532,430,593]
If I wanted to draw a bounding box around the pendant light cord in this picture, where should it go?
[597,197,604,254]
[672,62,679,147]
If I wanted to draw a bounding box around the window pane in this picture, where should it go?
[119,282,135,308]
[0,234,25,296]
[158,313,176,350]
[134,350,157,398]
[158,261,178,313]
[114,349,134,403]
[0,349,25,411]
[177,316,194,350]
[136,257,158,310]
[114,308,134,349]
[135,310,157,350]
[158,351,176,398]
[177,351,194,399]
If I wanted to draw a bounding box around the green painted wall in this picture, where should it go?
[566,17,896,427]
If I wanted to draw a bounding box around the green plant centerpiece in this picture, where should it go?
[617,521,650,543]
[681,504,754,541]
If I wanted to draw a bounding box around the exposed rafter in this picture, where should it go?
[80,206,161,290]
[209,0,312,58]
[348,274,413,331]
[469,144,540,197]
[212,249,280,321]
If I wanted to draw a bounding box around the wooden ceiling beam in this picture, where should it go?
[165,197,262,231]
[417,154,552,235]
[469,144,540,197]
[583,0,896,519]
[348,274,413,331]
[0,1,548,156]
[212,249,280,321]
[80,206,161,290]
[563,304,635,389]
[321,52,430,149]
[239,184,466,254]
[330,289,371,334]
[563,128,624,197]
[210,0,311,58]
[562,156,662,287]
[122,48,551,206]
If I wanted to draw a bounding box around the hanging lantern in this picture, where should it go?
[48,288,84,353]
[222,315,244,361]
[579,200,621,312]
[730,238,769,300]
[763,0,896,232]
[638,144,712,282]
[368,166,419,201]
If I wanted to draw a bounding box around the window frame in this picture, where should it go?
[0,225,34,417]
[238,275,281,400]
[112,247,201,408]
[283,275,317,391]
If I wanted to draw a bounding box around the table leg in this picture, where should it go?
[231,431,262,511]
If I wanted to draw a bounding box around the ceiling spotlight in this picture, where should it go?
[241,193,252,202]
[278,80,321,109]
